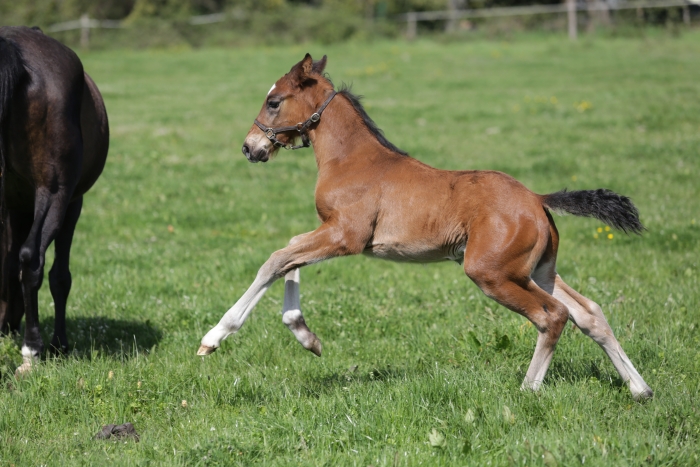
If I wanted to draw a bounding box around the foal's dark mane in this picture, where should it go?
[325,77,407,156]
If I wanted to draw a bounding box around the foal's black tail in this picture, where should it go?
[542,188,644,234]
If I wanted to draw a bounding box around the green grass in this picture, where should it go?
[1,31,700,466]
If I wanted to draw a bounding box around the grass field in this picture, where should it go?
[1,30,699,466]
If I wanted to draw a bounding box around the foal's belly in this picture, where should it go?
[363,241,466,264]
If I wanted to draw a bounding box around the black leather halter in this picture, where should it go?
[254,91,337,150]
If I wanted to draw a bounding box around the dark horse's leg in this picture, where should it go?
[17,188,75,374]
[48,197,82,353]
[0,211,32,334]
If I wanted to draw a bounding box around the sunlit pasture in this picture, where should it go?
[1,31,699,465]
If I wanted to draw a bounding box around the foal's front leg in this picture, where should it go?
[282,269,322,356]
[198,223,357,355]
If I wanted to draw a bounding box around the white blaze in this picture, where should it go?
[267,83,276,95]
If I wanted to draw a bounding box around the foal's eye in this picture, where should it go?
[268,101,280,109]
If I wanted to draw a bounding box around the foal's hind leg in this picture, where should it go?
[470,274,569,390]
[48,197,83,354]
[281,269,322,356]
[464,225,568,391]
[552,275,653,400]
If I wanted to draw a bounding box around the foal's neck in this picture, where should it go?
[309,93,394,169]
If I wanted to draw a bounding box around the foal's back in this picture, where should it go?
[358,152,549,264]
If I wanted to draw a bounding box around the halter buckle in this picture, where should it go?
[310,113,321,123]
[265,129,275,139]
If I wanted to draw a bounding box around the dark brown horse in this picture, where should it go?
[198,54,653,400]
[0,27,108,374]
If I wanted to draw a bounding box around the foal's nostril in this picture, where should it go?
[242,144,251,158]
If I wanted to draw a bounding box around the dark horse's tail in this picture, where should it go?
[0,36,23,322]
[0,36,25,231]
[542,188,644,234]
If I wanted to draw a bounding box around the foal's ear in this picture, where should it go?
[312,55,327,75]
[289,53,315,86]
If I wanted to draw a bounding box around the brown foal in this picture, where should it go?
[198,54,653,400]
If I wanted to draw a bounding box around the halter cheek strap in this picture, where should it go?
[254,91,337,150]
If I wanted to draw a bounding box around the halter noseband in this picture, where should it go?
[254,91,337,150]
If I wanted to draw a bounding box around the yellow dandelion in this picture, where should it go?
[597,227,603,233]
[550,96,558,105]
[571,175,577,181]
[604,226,611,232]
[607,233,614,240]
[593,233,599,239]
[575,100,592,112]
[137,381,142,389]
[181,400,188,408]
[108,371,114,380]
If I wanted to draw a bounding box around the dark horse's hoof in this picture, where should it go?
[15,360,34,377]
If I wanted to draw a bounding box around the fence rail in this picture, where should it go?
[397,0,693,21]
[45,11,236,48]
[47,17,122,33]
[400,0,695,39]
[46,12,238,33]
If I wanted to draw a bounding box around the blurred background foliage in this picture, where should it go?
[0,0,695,47]
[0,0,563,25]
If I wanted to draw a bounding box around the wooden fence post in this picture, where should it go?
[446,0,458,32]
[407,12,417,40]
[567,0,577,40]
[80,14,90,48]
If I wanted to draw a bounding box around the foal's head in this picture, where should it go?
[242,54,331,163]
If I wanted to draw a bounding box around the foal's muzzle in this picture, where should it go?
[242,143,254,162]
[242,143,270,163]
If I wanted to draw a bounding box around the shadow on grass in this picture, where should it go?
[546,360,627,391]
[211,365,409,408]
[30,316,164,359]
[299,365,408,398]
[0,316,162,381]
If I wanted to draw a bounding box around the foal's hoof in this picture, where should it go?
[632,386,654,401]
[306,336,322,357]
[520,379,542,392]
[197,345,217,356]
